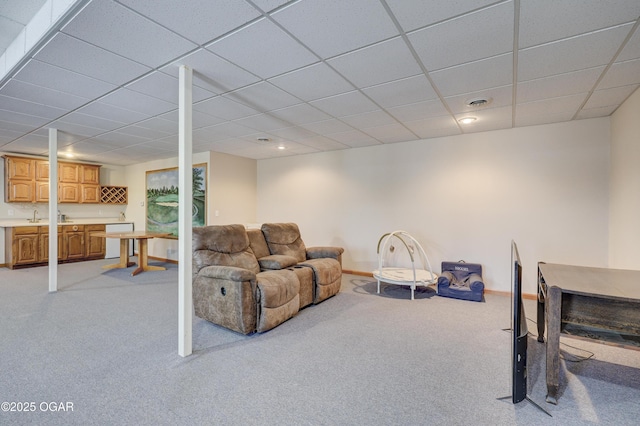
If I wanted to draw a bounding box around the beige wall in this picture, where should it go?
[123,151,256,261]
[609,87,640,269]
[257,118,611,294]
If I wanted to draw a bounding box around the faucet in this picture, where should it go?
[32,209,38,223]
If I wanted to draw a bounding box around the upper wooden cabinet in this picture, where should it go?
[7,157,35,180]
[3,155,116,204]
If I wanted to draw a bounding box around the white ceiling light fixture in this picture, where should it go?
[458,117,477,124]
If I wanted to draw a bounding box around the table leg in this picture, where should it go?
[545,285,562,404]
[131,238,166,276]
[102,238,135,270]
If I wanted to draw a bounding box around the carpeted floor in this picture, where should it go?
[1,258,639,425]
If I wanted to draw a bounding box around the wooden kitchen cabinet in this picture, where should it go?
[4,224,106,269]
[6,157,35,180]
[80,165,100,184]
[58,182,80,203]
[59,163,79,183]
[6,180,35,202]
[80,184,101,203]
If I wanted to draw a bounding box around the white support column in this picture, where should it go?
[48,128,59,293]
[178,65,193,357]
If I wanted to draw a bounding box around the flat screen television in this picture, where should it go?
[511,240,528,403]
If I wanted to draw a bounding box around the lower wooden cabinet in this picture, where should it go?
[5,224,106,269]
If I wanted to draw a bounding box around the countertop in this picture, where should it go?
[0,218,134,228]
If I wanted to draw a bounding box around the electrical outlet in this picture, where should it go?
[140,201,144,207]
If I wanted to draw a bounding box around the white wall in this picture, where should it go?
[124,151,256,261]
[609,87,640,269]
[258,118,611,294]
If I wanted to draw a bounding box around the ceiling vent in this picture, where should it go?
[466,97,492,108]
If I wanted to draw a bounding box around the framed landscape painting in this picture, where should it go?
[146,163,207,238]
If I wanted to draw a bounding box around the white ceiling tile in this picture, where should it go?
[326,129,380,147]
[517,93,586,118]
[194,122,259,140]
[33,33,151,85]
[118,0,261,45]
[387,99,450,122]
[341,110,397,129]
[517,67,604,103]
[617,26,640,62]
[272,0,398,59]
[518,23,633,81]
[361,123,417,144]
[114,125,172,140]
[576,105,619,119]
[61,0,196,67]
[430,53,513,97]
[294,135,347,151]
[158,109,225,129]
[0,117,40,133]
[46,120,106,137]
[456,105,513,133]
[99,88,175,116]
[92,131,149,148]
[233,113,290,132]
[193,96,260,121]
[63,140,115,155]
[162,49,260,93]
[206,18,317,79]
[408,2,514,71]
[515,111,573,127]
[583,84,639,109]
[268,62,354,101]
[0,108,51,127]
[328,37,422,87]
[267,126,317,140]
[598,58,640,90]
[126,72,215,104]
[519,0,640,48]
[251,0,290,13]
[362,75,437,108]
[444,85,512,114]
[386,0,497,32]
[299,119,354,135]
[13,59,117,99]
[77,102,150,124]
[0,94,66,119]
[135,117,177,134]
[1,79,89,110]
[403,115,461,139]
[223,82,301,112]
[58,112,126,131]
[270,103,332,126]
[1,140,47,155]
[310,91,378,117]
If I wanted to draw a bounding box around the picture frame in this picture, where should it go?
[145,163,207,238]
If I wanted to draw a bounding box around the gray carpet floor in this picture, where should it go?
[1,259,639,425]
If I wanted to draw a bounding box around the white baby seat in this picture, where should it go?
[372,230,438,300]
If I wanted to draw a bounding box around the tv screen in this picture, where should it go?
[511,240,528,403]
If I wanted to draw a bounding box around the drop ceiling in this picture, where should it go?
[0,0,639,166]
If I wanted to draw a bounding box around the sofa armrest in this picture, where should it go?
[468,273,484,292]
[437,271,454,287]
[258,255,298,270]
[197,265,256,282]
[306,246,344,261]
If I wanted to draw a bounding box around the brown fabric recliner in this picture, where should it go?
[192,224,299,334]
[260,223,343,304]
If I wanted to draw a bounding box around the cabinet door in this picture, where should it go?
[80,184,100,203]
[64,229,85,260]
[40,232,63,262]
[85,225,106,259]
[13,234,39,265]
[35,181,49,202]
[35,161,49,181]
[7,180,35,202]
[59,163,79,183]
[58,183,79,203]
[7,157,34,180]
[80,165,100,184]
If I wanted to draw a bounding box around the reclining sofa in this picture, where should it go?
[192,223,343,334]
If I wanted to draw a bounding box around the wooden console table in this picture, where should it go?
[536,262,640,404]
[91,231,170,276]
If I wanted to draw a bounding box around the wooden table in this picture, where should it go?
[91,231,170,276]
[536,262,640,404]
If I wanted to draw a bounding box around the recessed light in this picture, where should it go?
[458,117,477,124]
[277,145,285,150]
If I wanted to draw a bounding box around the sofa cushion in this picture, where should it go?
[258,255,299,270]
[246,228,271,259]
[193,225,260,275]
[261,223,307,263]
